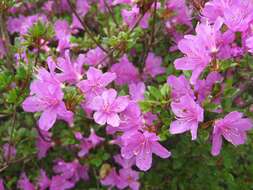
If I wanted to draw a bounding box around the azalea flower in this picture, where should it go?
[174,20,222,84]
[22,80,73,131]
[194,72,223,103]
[129,82,145,101]
[211,111,253,156]
[54,20,71,52]
[89,89,129,127]
[83,47,108,66]
[106,102,143,134]
[114,154,135,169]
[36,129,53,159]
[37,169,51,190]
[0,179,5,190]
[3,143,16,161]
[17,173,35,190]
[167,74,195,101]
[110,55,139,85]
[101,168,125,189]
[143,52,166,78]
[121,131,171,171]
[50,176,74,190]
[169,95,204,140]
[119,168,140,190]
[77,67,116,99]
[121,5,150,29]
[56,50,84,84]
[53,160,89,183]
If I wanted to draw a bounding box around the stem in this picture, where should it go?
[103,0,119,28]
[66,0,108,53]
[0,12,14,71]
[97,10,152,66]
[7,106,17,163]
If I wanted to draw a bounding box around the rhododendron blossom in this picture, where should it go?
[89,89,129,127]
[22,81,73,131]
[2,0,253,189]
[211,112,253,156]
[121,131,171,171]
[170,95,204,140]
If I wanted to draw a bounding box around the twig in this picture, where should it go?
[66,0,108,53]
[150,0,157,47]
[96,12,151,66]
[7,106,17,163]
[0,12,14,71]
[0,153,36,173]
[103,0,119,28]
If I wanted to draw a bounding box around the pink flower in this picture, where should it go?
[165,0,192,28]
[112,0,132,5]
[201,0,227,23]
[143,52,166,78]
[121,5,150,29]
[121,131,171,171]
[111,55,139,85]
[37,169,51,190]
[143,112,157,126]
[77,67,116,99]
[129,82,145,101]
[71,14,83,30]
[223,0,253,32]
[106,102,143,134]
[76,0,90,16]
[17,173,35,190]
[0,179,5,190]
[22,80,73,131]
[167,75,195,101]
[36,129,53,159]
[195,72,223,103]
[114,154,135,169]
[75,129,104,157]
[88,128,105,147]
[119,168,140,190]
[174,36,211,84]
[89,89,129,127]
[246,36,253,53]
[53,160,89,183]
[74,132,93,157]
[202,0,253,32]
[101,168,125,189]
[54,20,71,52]
[36,57,61,87]
[7,14,47,35]
[3,143,16,161]
[169,95,204,140]
[56,50,84,84]
[83,47,108,66]
[174,20,222,84]
[211,111,253,156]
[50,176,74,190]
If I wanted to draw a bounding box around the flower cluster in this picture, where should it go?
[0,0,253,189]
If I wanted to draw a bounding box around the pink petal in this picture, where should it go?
[136,149,152,171]
[211,132,223,156]
[88,96,103,111]
[169,120,189,134]
[94,111,107,125]
[38,109,57,131]
[112,96,129,112]
[151,141,171,159]
[22,96,45,112]
[107,113,121,127]
[102,89,117,104]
